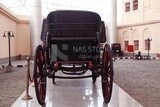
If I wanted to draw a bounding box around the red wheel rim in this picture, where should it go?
[102,44,113,103]
[34,45,46,105]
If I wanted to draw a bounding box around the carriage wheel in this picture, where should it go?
[34,45,47,105]
[101,44,114,103]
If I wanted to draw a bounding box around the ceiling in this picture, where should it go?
[0,0,102,17]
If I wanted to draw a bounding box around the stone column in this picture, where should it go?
[28,0,42,57]
[101,0,117,46]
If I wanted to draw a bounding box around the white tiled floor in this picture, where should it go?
[11,73,143,107]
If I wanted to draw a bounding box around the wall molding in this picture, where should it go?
[0,55,31,64]
[118,19,160,29]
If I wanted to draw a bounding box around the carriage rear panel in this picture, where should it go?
[50,39,100,62]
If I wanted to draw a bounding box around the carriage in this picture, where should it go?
[33,10,114,105]
[112,43,123,57]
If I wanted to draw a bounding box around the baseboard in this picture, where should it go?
[0,55,31,64]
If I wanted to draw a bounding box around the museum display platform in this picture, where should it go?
[11,74,143,107]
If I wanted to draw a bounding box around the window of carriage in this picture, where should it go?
[134,40,139,50]
[124,41,129,50]
[145,39,151,50]
[125,2,130,12]
[133,0,138,10]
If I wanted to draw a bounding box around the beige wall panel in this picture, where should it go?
[122,0,143,25]
[118,22,160,55]
[123,11,143,25]
[16,23,30,56]
[144,0,160,21]
[0,13,17,58]
[122,0,160,24]
[151,23,160,53]
[0,9,30,59]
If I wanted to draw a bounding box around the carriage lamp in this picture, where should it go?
[146,38,152,59]
[3,31,15,66]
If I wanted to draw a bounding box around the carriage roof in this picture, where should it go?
[47,10,101,25]
[41,10,102,41]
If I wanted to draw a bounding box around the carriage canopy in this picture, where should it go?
[41,10,106,43]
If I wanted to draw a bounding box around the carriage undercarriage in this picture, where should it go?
[33,10,114,105]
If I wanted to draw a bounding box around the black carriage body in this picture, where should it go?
[46,10,104,63]
[111,43,123,57]
[112,43,121,52]
[34,10,113,105]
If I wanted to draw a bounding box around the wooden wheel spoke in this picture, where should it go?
[38,77,42,84]
[39,83,44,101]
[108,69,112,76]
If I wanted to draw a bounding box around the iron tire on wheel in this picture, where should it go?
[101,44,114,103]
[34,45,47,105]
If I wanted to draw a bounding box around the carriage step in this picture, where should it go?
[54,75,93,79]
[60,66,88,72]
[61,70,86,75]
